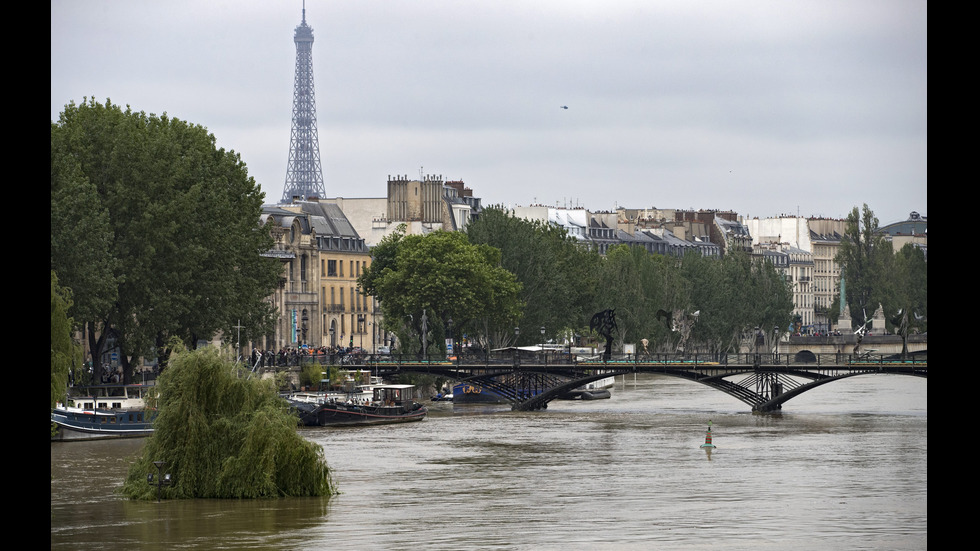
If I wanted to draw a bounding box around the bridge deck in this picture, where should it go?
[309,352,925,413]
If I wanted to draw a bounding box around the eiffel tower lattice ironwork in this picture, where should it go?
[282,2,325,203]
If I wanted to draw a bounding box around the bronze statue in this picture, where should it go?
[590,309,617,359]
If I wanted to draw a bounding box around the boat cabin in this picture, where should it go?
[68,384,154,410]
[373,384,416,407]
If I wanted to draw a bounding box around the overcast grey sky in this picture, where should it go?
[51,0,926,225]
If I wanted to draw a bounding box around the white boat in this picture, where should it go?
[51,384,157,441]
[288,375,382,406]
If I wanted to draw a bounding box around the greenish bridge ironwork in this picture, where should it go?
[362,351,926,413]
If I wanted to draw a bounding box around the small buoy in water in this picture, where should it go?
[700,420,716,448]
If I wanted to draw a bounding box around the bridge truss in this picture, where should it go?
[364,353,927,413]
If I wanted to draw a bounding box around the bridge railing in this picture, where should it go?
[287,350,926,369]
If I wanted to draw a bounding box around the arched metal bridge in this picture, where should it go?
[361,351,927,413]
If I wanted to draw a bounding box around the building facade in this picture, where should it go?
[744,215,847,334]
[260,202,382,352]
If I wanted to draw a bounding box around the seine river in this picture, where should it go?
[51,373,926,550]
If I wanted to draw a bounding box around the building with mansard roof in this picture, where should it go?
[879,211,927,259]
[743,215,848,334]
[320,174,481,248]
[260,202,385,352]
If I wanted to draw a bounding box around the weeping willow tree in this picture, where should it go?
[121,346,336,499]
[52,271,84,441]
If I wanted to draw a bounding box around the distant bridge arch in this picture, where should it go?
[361,351,926,413]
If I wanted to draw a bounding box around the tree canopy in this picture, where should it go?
[835,204,926,356]
[465,206,601,348]
[835,204,891,326]
[121,346,336,499]
[359,228,523,355]
[50,98,282,382]
[595,246,794,356]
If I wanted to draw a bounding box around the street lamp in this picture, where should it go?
[147,460,172,502]
[513,326,520,368]
[540,326,546,361]
[357,314,365,350]
[773,325,780,362]
[447,317,453,360]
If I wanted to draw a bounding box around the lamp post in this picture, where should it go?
[447,317,454,361]
[421,309,428,360]
[147,460,172,502]
[773,325,780,363]
[357,314,365,350]
[540,326,546,362]
[514,326,520,368]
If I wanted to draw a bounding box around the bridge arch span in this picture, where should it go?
[366,355,925,413]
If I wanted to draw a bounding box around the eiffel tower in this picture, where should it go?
[281,1,326,203]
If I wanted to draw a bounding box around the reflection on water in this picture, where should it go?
[52,374,926,550]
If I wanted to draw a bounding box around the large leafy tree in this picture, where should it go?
[51,98,281,382]
[883,243,927,358]
[636,249,793,357]
[835,204,891,328]
[359,229,523,355]
[593,244,670,351]
[465,206,601,347]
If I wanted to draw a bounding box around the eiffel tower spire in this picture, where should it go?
[282,1,325,203]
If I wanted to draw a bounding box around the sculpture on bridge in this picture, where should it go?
[589,309,617,360]
[853,307,871,356]
[657,308,699,355]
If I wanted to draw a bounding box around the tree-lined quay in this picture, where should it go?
[51,99,925,401]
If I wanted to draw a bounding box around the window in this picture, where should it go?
[327,260,337,277]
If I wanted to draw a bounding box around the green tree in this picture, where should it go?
[356,224,405,299]
[121,346,336,499]
[360,230,523,355]
[465,206,601,347]
[835,204,890,328]
[680,249,733,354]
[593,244,666,351]
[50,114,121,386]
[678,250,792,357]
[745,253,795,354]
[51,98,282,382]
[884,243,927,358]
